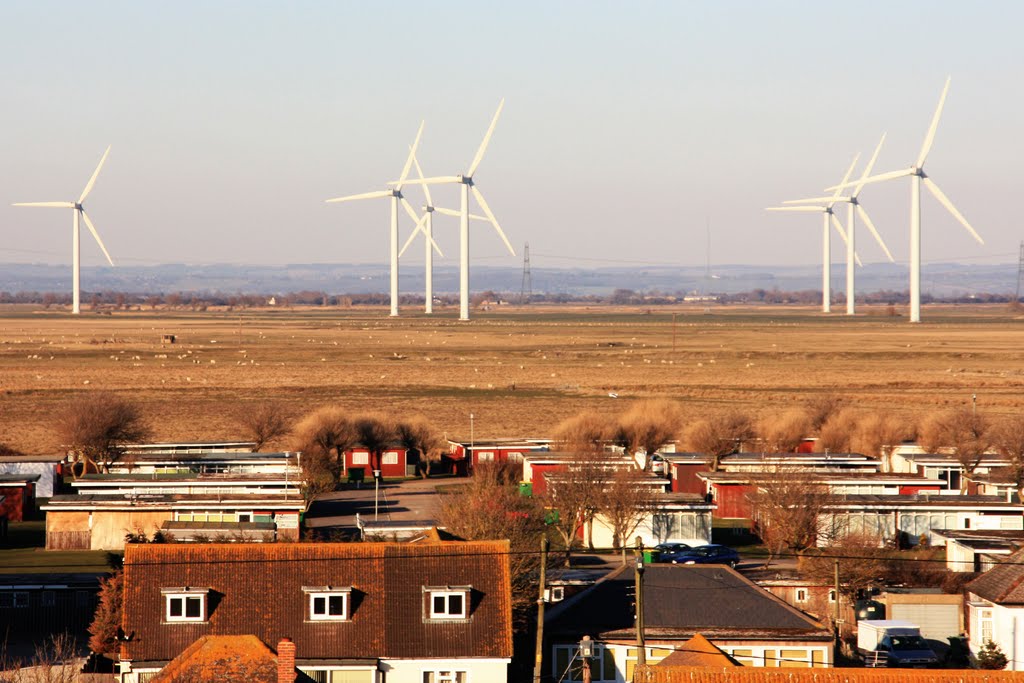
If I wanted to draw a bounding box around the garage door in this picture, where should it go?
[890,603,961,642]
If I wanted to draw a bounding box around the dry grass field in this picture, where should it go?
[2,303,1023,456]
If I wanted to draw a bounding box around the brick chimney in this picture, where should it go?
[277,637,296,683]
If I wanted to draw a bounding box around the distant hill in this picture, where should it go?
[0,261,1016,298]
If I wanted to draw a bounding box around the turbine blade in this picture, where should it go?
[829,153,860,204]
[855,252,864,268]
[79,145,112,204]
[471,185,515,256]
[469,213,489,221]
[395,121,425,190]
[80,210,114,266]
[434,207,461,218]
[917,77,951,169]
[765,206,825,213]
[923,177,984,245]
[856,204,894,262]
[853,133,887,196]
[12,201,75,208]
[783,197,849,205]
[825,167,913,192]
[400,197,421,224]
[390,176,461,187]
[325,189,393,203]
[412,151,433,207]
[466,98,504,178]
[399,212,427,257]
[830,213,850,245]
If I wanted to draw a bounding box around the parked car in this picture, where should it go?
[669,544,740,568]
[653,542,691,563]
[649,453,667,475]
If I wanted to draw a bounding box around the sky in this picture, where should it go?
[0,2,1021,272]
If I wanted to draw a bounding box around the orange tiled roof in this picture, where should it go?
[635,666,1021,683]
[150,635,277,683]
[656,634,736,668]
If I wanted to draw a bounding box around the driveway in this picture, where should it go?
[305,477,445,533]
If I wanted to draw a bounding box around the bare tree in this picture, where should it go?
[291,406,358,495]
[552,411,610,453]
[851,411,911,472]
[57,392,150,477]
[683,409,752,471]
[814,408,859,454]
[611,399,684,471]
[802,532,889,603]
[919,407,990,492]
[353,413,397,476]
[238,401,291,451]
[395,415,445,478]
[990,414,1024,499]
[543,450,606,566]
[747,467,831,564]
[805,394,843,432]
[437,462,548,616]
[757,408,810,453]
[594,468,658,563]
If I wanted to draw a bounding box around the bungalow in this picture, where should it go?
[70,472,303,497]
[546,564,833,681]
[933,529,1024,573]
[102,450,301,478]
[344,444,414,479]
[117,540,513,683]
[445,438,552,476]
[522,452,636,497]
[890,447,1010,492]
[582,493,715,548]
[965,547,1024,670]
[0,572,102,652]
[42,492,306,550]
[0,474,39,522]
[0,453,64,498]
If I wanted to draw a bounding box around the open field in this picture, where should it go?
[2,303,1024,456]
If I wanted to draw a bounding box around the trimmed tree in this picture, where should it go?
[57,392,150,478]
[88,570,123,654]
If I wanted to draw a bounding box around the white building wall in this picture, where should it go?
[0,461,57,497]
[586,510,712,548]
[970,600,1024,671]
[378,658,509,683]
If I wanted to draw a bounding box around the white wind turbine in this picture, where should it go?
[395,100,515,321]
[766,155,861,313]
[326,121,440,317]
[13,146,115,315]
[828,77,983,323]
[399,152,490,314]
[783,134,895,315]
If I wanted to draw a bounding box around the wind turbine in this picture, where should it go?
[828,77,984,322]
[399,152,490,314]
[13,145,115,315]
[326,121,439,317]
[395,100,515,321]
[783,134,895,315]
[766,155,861,313]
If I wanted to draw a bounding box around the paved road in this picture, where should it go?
[305,477,444,532]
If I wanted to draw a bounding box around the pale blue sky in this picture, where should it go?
[1,2,1020,270]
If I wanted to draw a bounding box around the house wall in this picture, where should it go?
[669,463,706,495]
[968,597,1024,671]
[378,657,509,683]
[0,485,30,522]
[528,464,565,497]
[346,448,408,478]
[91,511,171,549]
[585,509,713,548]
[709,483,755,519]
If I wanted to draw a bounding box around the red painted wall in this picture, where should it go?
[671,463,707,494]
[529,464,566,497]
[709,482,755,519]
[0,484,33,522]
[899,485,942,495]
[344,448,409,478]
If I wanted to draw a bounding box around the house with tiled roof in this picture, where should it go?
[546,564,833,681]
[118,540,513,683]
[965,547,1024,670]
[150,635,307,683]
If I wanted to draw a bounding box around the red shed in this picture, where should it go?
[0,475,39,522]
[343,446,412,479]
[445,439,553,477]
[663,454,713,494]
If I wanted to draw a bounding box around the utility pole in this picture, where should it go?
[634,536,646,668]
[1016,241,1024,303]
[520,242,533,305]
[834,558,841,659]
[533,537,549,683]
[671,313,677,355]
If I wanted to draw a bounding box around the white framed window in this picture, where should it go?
[425,587,470,619]
[351,452,369,465]
[978,608,994,644]
[828,589,837,603]
[304,587,351,621]
[382,452,399,465]
[423,672,466,683]
[795,588,808,603]
[162,588,208,622]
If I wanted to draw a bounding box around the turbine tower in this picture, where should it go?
[766,155,860,313]
[783,134,895,315]
[326,121,438,317]
[13,145,115,315]
[399,152,489,314]
[829,77,983,322]
[396,100,515,321]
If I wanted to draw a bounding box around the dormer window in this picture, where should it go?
[303,586,352,621]
[161,587,208,622]
[424,586,470,620]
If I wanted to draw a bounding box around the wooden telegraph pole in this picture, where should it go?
[533,537,549,683]
[634,536,646,668]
